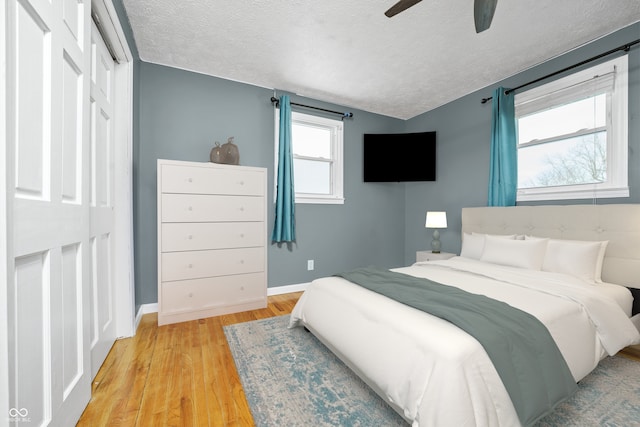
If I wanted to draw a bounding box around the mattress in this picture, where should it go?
[289,257,640,427]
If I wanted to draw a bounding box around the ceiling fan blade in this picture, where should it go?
[385,0,423,18]
[474,0,498,33]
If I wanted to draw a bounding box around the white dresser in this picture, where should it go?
[157,159,268,325]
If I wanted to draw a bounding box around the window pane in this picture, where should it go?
[292,123,331,158]
[293,159,331,194]
[518,94,606,144]
[518,131,606,189]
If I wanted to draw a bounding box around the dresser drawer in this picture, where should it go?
[161,222,264,252]
[161,164,264,196]
[161,273,266,314]
[161,194,264,223]
[161,247,264,282]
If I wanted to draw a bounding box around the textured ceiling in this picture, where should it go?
[122,0,640,120]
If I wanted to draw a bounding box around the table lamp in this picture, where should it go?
[425,211,447,253]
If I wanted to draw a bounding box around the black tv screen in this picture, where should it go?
[363,131,436,182]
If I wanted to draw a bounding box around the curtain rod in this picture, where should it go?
[270,96,354,119]
[481,38,640,104]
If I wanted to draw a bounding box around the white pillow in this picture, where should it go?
[480,236,548,270]
[472,232,517,239]
[460,233,485,260]
[542,239,608,282]
[594,241,609,283]
[524,235,549,240]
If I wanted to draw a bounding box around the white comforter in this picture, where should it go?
[289,257,640,427]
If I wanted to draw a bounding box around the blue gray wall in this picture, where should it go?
[135,63,406,306]
[402,22,640,264]
[111,1,638,309]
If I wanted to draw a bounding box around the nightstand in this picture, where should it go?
[416,251,456,262]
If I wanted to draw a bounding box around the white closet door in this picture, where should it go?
[89,19,117,379]
[7,0,92,425]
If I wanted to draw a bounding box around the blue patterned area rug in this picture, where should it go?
[224,315,640,427]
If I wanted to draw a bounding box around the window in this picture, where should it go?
[515,55,628,201]
[275,111,344,204]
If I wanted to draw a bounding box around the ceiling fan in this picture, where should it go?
[385,0,498,33]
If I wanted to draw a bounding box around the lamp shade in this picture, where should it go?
[425,211,447,228]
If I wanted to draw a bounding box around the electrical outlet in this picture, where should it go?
[307,260,314,271]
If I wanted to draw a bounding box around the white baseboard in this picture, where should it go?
[135,302,158,332]
[267,282,310,295]
[133,284,309,333]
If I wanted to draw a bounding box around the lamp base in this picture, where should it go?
[431,229,441,253]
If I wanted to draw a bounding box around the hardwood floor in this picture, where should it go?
[77,292,302,427]
[620,344,640,362]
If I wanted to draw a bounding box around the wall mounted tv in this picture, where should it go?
[363,131,436,182]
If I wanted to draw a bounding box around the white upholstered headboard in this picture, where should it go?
[461,205,640,288]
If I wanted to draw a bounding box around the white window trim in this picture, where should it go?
[274,109,345,205]
[515,55,629,202]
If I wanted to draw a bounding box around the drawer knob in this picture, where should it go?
[240,181,245,185]
[188,263,193,268]
[188,292,193,298]
[188,235,193,240]
[240,259,244,264]
[240,233,244,238]
[188,206,193,211]
[188,178,193,183]
[240,286,245,291]
[239,207,244,212]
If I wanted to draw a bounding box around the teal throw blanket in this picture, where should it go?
[336,267,577,427]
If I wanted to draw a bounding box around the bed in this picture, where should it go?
[289,204,640,427]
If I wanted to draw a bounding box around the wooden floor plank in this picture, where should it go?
[619,344,640,362]
[78,292,302,427]
[165,324,185,427]
[120,313,159,426]
[136,322,180,427]
[199,317,226,426]
[211,314,245,425]
[188,319,210,426]
[78,312,159,426]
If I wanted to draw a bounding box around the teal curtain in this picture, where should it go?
[488,87,517,206]
[272,95,296,243]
